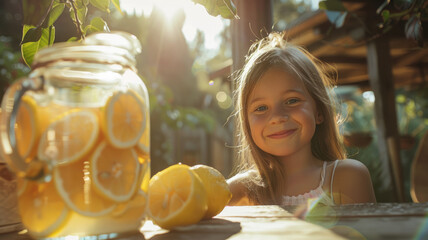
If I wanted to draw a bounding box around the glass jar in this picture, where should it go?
[0,31,150,239]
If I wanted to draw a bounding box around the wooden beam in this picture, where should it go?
[285,10,327,38]
[366,34,405,202]
[319,55,367,64]
[288,28,324,47]
[394,49,428,67]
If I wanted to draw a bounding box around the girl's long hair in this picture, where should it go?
[232,32,346,204]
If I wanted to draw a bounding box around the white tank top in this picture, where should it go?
[281,160,339,206]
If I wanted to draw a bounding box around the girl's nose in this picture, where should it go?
[269,108,289,124]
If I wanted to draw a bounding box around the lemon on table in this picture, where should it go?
[91,141,140,202]
[18,180,69,238]
[147,164,208,230]
[54,157,116,217]
[37,109,99,164]
[190,164,232,219]
[102,90,146,149]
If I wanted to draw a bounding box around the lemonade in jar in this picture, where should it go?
[0,32,150,239]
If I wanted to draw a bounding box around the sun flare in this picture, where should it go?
[120,0,226,51]
[152,0,187,20]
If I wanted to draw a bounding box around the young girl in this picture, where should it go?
[227,32,376,206]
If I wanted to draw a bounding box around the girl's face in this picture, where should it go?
[246,67,323,158]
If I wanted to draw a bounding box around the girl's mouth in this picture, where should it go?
[267,129,296,139]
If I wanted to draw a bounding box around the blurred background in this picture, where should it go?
[0,0,427,203]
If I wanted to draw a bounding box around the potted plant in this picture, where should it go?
[396,88,428,150]
[338,87,375,148]
[336,86,374,148]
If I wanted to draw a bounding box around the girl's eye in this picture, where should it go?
[255,105,268,112]
[286,98,300,105]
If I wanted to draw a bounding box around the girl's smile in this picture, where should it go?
[266,128,297,139]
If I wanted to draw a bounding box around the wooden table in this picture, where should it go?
[2,203,427,239]
[141,203,428,240]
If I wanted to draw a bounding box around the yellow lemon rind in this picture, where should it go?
[147,164,208,230]
[190,165,232,219]
[17,96,39,159]
[27,207,70,239]
[53,168,116,217]
[90,141,140,203]
[37,110,99,164]
[103,90,147,149]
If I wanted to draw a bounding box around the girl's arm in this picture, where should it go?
[333,159,377,204]
[227,172,253,206]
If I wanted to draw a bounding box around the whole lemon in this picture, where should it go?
[190,164,232,219]
[147,164,208,229]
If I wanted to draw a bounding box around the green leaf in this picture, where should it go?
[84,17,109,34]
[192,0,238,19]
[90,0,111,13]
[21,26,43,44]
[319,0,347,11]
[405,14,424,47]
[42,2,65,28]
[216,0,237,19]
[21,25,55,67]
[22,0,52,26]
[74,0,89,8]
[381,10,390,23]
[111,0,123,15]
[67,36,79,42]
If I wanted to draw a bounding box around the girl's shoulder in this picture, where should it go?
[332,159,376,204]
[227,169,259,193]
[227,170,259,206]
[332,159,372,185]
[334,159,370,174]
[228,169,259,183]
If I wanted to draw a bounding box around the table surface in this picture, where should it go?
[141,202,428,240]
[2,202,428,239]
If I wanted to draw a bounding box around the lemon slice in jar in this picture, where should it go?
[101,90,146,149]
[137,114,150,155]
[54,157,116,217]
[112,189,147,220]
[134,146,150,192]
[15,96,42,159]
[37,110,99,164]
[18,180,69,238]
[90,141,140,202]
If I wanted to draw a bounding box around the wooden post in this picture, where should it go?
[229,0,273,171]
[231,0,273,75]
[366,35,405,202]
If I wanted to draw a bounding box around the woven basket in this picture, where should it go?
[0,163,24,233]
